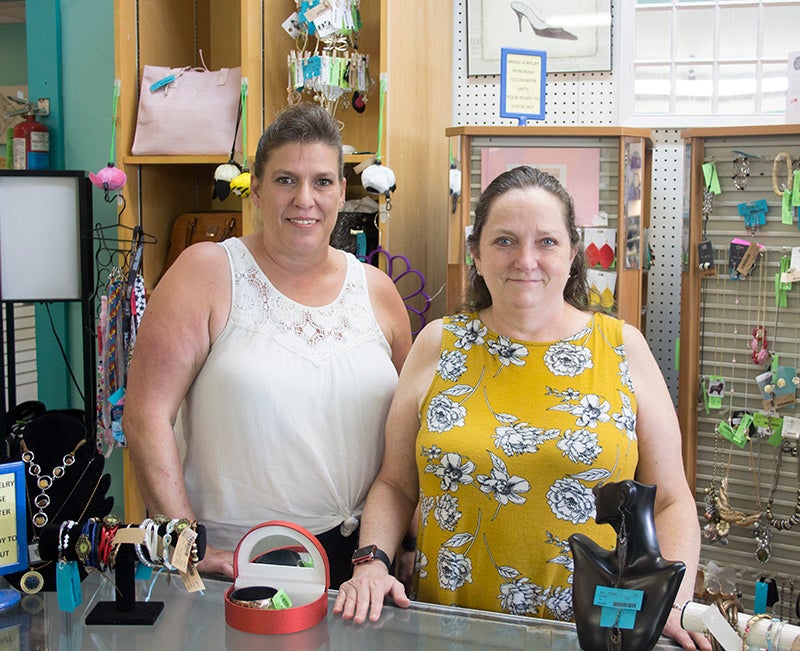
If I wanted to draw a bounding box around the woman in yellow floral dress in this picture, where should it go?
[334,166,709,651]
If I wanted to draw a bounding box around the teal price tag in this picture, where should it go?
[594,586,643,630]
[135,561,153,581]
[56,560,82,612]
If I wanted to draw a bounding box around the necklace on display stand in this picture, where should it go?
[19,456,104,595]
[19,437,86,528]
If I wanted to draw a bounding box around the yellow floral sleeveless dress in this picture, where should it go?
[414,311,638,621]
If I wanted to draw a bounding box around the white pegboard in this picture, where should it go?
[452,0,684,400]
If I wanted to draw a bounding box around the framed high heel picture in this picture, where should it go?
[467,0,611,75]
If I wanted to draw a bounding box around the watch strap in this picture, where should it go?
[370,547,392,572]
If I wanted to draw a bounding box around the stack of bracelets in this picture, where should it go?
[56,515,200,572]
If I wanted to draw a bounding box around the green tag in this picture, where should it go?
[271,588,293,610]
[702,162,722,194]
[752,413,784,446]
[783,190,794,224]
[793,171,800,207]
[707,375,724,410]
[717,416,749,448]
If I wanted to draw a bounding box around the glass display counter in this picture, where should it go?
[0,574,682,650]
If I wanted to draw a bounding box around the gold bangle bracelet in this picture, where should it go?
[742,613,771,650]
[229,586,278,610]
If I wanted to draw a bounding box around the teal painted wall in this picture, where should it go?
[0,23,27,84]
[26,0,125,515]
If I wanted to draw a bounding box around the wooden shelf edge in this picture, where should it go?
[445,125,654,139]
[122,154,229,165]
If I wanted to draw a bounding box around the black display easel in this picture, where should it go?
[84,545,164,626]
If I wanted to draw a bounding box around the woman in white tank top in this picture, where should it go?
[123,103,412,587]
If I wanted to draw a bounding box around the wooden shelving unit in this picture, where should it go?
[445,126,652,330]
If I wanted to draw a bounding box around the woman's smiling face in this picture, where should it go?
[251,141,345,253]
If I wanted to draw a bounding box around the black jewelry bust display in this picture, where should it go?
[569,480,686,651]
[2,403,114,592]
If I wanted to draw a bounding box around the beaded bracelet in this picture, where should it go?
[765,617,781,651]
[742,613,771,650]
[772,620,787,651]
[57,520,78,565]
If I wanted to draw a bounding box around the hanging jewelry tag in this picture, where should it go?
[706,375,725,410]
[716,417,749,448]
[736,243,761,277]
[56,560,82,612]
[702,161,722,195]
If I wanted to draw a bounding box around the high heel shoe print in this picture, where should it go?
[510,2,578,40]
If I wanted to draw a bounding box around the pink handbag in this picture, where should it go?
[131,65,242,156]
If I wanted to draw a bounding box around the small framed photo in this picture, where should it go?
[0,462,29,575]
[500,48,546,124]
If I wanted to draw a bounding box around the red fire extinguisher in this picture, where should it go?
[6,97,49,170]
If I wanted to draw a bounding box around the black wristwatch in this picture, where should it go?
[352,544,391,572]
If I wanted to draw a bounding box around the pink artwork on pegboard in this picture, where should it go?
[480,147,602,227]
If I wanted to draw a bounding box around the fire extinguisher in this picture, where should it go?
[5,96,49,170]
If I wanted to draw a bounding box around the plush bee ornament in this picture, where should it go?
[230,170,251,198]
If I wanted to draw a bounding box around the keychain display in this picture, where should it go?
[283,1,373,117]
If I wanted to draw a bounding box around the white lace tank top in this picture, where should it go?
[179,238,398,551]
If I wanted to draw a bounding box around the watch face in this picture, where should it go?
[352,545,376,564]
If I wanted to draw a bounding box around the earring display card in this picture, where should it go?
[728,240,750,279]
[698,240,716,277]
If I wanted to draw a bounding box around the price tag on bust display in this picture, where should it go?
[594,586,643,630]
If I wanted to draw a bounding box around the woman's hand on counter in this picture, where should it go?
[663,609,713,651]
[197,545,235,579]
[333,563,411,623]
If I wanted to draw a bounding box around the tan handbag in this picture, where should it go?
[131,65,242,156]
[161,211,242,278]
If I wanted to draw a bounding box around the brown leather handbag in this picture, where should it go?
[161,210,242,278]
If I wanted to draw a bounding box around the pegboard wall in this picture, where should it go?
[451,0,684,402]
[689,131,800,616]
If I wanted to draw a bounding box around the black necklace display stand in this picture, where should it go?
[569,480,685,651]
[38,521,206,625]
